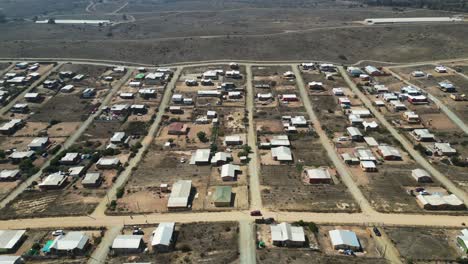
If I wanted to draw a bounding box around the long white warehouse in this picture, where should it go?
[364,17,463,25]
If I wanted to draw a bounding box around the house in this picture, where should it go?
[211,152,232,165]
[110,132,127,144]
[355,148,376,161]
[28,137,49,151]
[129,81,142,88]
[332,88,344,96]
[8,151,35,162]
[416,194,465,210]
[10,104,29,114]
[139,89,156,99]
[347,67,363,77]
[110,104,130,115]
[113,66,126,73]
[306,168,332,184]
[0,169,20,181]
[390,100,407,111]
[169,106,183,114]
[411,71,426,77]
[412,129,435,142]
[207,111,217,119]
[338,97,351,106]
[373,85,389,94]
[281,94,298,102]
[172,94,183,103]
[38,173,67,190]
[360,161,377,172]
[152,222,175,252]
[290,116,307,127]
[226,70,241,78]
[363,137,379,147]
[59,71,74,78]
[220,164,241,181]
[0,230,26,253]
[348,114,363,126]
[185,79,198,86]
[319,64,336,72]
[96,158,121,169]
[383,93,398,102]
[43,79,59,89]
[434,65,447,73]
[72,74,85,82]
[350,109,371,118]
[363,121,378,131]
[60,84,74,93]
[68,166,85,177]
[15,62,28,69]
[197,90,221,97]
[183,98,193,105]
[270,222,305,247]
[202,70,219,80]
[434,143,457,156]
[457,229,468,254]
[81,172,102,188]
[111,235,145,254]
[82,88,96,98]
[130,104,147,115]
[6,76,26,85]
[308,81,324,90]
[168,122,188,135]
[227,91,242,99]
[167,180,192,209]
[0,256,24,264]
[145,72,166,84]
[50,231,89,255]
[438,81,456,92]
[403,111,420,123]
[341,153,359,165]
[212,186,232,207]
[190,149,211,165]
[24,93,41,102]
[377,145,402,160]
[301,62,315,70]
[119,93,134,99]
[407,95,428,104]
[224,135,243,146]
[346,127,363,141]
[0,119,24,135]
[200,79,213,86]
[271,146,293,162]
[60,153,80,165]
[283,71,295,78]
[270,135,290,147]
[411,169,432,183]
[364,65,382,76]
[329,230,360,251]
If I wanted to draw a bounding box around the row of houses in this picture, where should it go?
[112,223,176,254]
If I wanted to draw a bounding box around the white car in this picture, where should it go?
[52,230,65,236]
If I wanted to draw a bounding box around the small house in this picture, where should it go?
[270,223,305,247]
[411,169,432,183]
[27,137,49,151]
[167,122,188,135]
[224,135,243,146]
[306,168,332,184]
[151,222,175,252]
[167,180,192,209]
[0,169,20,181]
[212,186,232,207]
[346,127,363,142]
[10,104,29,114]
[38,173,67,190]
[360,161,377,172]
[377,145,402,160]
[412,129,435,142]
[96,158,121,169]
[220,164,241,181]
[190,149,211,165]
[271,146,293,162]
[111,235,145,255]
[0,230,26,253]
[329,230,360,251]
[0,119,24,135]
[81,173,102,188]
[60,153,80,165]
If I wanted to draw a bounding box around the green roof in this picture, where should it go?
[213,186,232,203]
[135,73,145,79]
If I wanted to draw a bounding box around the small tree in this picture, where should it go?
[197,131,208,142]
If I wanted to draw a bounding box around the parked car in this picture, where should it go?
[250,210,262,216]
[373,227,381,237]
[52,230,65,236]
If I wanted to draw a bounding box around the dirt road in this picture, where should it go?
[245,65,262,210]
[91,67,181,217]
[239,220,256,264]
[293,65,375,215]
[339,66,468,206]
[88,225,122,264]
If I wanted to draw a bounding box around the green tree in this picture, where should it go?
[197,131,208,142]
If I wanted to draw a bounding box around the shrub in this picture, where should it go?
[116,187,125,198]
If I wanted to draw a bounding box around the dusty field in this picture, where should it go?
[310,94,348,134]
[257,249,388,264]
[28,94,95,122]
[107,222,239,264]
[384,227,463,262]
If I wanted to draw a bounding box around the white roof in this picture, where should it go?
[282,94,297,99]
[365,17,462,24]
[82,173,101,185]
[350,109,371,117]
[112,235,143,249]
[211,152,232,164]
[378,145,401,158]
[363,137,378,147]
[68,166,85,176]
[271,146,292,161]
[151,222,175,246]
[24,92,39,98]
[190,149,211,164]
[417,194,463,207]
[290,116,307,125]
[363,121,378,129]
[270,222,305,243]
[347,127,362,137]
[360,161,376,169]
[111,104,129,111]
[355,148,376,161]
[61,153,79,162]
[0,256,21,264]
[168,180,192,208]
[9,151,34,159]
[306,168,331,180]
[50,232,89,251]
[0,230,26,249]
[413,129,435,139]
[39,173,66,187]
[111,132,126,142]
[97,157,120,166]
[28,137,48,148]
[225,135,242,143]
[221,164,241,178]
[270,135,290,147]
[329,230,360,248]
[0,169,20,179]
[412,169,431,179]
[434,143,456,154]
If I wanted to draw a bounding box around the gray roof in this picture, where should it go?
[82,173,101,185]
[271,146,292,161]
[329,230,360,248]
[270,222,305,243]
[50,232,89,251]
[152,222,175,246]
[0,256,22,264]
[112,235,143,249]
[168,180,192,208]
